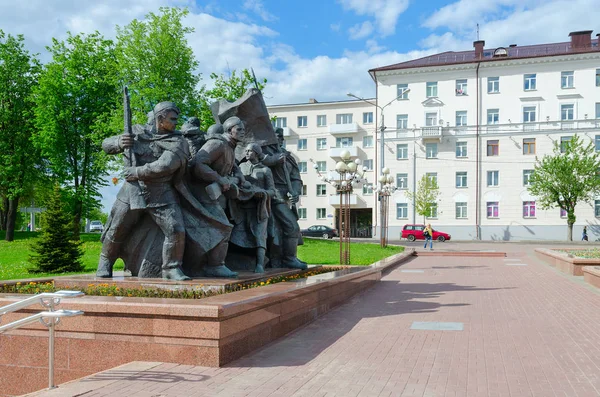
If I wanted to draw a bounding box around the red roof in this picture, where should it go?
[369,38,599,74]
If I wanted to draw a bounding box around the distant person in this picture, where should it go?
[27,223,31,232]
[582,226,589,241]
[424,223,433,250]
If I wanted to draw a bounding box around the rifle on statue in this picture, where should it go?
[123,86,146,209]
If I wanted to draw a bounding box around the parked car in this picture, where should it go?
[301,225,338,239]
[401,224,451,242]
[89,220,104,233]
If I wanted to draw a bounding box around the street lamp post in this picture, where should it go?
[347,89,410,247]
[313,151,367,265]
[376,167,396,247]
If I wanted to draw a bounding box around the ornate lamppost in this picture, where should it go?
[375,167,396,248]
[313,150,367,265]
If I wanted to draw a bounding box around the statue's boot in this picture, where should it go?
[281,237,308,270]
[162,267,191,281]
[96,254,114,278]
[254,264,265,273]
[204,265,238,278]
[255,248,266,273]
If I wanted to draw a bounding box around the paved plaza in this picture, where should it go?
[29,243,600,397]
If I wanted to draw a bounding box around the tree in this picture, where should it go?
[0,31,42,241]
[115,7,201,126]
[198,69,267,128]
[32,31,119,239]
[528,134,600,241]
[404,175,441,223]
[29,185,83,274]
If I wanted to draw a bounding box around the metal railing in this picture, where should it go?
[0,290,84,390]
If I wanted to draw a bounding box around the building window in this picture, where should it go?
[426,203,438,218]
[456,111,467,126]
[523,169,534,186]
[363,136,373,148]
[523,138,536,155]
[487,140,499,156]
[596,135,600,151]
[523,201,536,218]
[397,144,408,160]
[487,109,499,124]
[316,184,327,196]
[487,202,499,218]
[297,139,307,151]
[426,81,438,97]
[336,137,353,147]
[560,207,567,218]
[560,136,572,153]
[596,69,600,87]
[363,112,373,124]
[487,171,499,187]
[396,173,408,189]
[426,143,438,158]
[336,113,353,124]
[317,208,326,219]
[456,141,467,158]
[561,104,574,120]
[561,71,574,89]
[273,117,287,128]
[363,183,373,195]
[425,112,437,126]
[301,185,307,196]
[523,106,536,123]
[297,116,307,127]
[456,202,467,219]
[397,83,409,99]
[397,114,408,130]
[426,172,437,185]
[363,159,373,171]
[298,161,307,173]
[316,161,326,172]
[456,172,468,188]
[317,115,327,126]
[524,73,537,90]
[298,208,307,219]
[455,79,467,95]
[397,203,408,219]
[317,138,327,150]
[595,200,600,217]
[597,102,600,119]
[488,77,499,93]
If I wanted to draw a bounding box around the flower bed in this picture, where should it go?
[0,266,346,299]
[555,248,600,259]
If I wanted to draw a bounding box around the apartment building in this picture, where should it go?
[269,30,600,241]
[267,99,379,237]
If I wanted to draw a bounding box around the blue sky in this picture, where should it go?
[0,0,598,210]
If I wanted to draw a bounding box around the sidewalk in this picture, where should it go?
[29,245,600,397]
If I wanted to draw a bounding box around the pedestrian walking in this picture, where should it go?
[423,223,433,250]
[582,226,589,241]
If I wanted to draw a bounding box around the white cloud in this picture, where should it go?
[243,0,278,22]
[338,0,410,37]
[330,22,342,32]
[348,21,374,40]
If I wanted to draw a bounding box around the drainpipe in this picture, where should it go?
[373,74,379,238]
[475,62,481,240]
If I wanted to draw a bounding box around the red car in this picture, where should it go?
[401,224,451,242]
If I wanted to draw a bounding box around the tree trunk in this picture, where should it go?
[567,221,573,241]
[73,199,82,240]
[5,197,19,242]
[1,197,8,230]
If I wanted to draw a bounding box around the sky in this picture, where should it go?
[1,0,599,211]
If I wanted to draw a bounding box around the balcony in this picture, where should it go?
[328,194,359,207]
[328,122,359,135]
[329,145,359,159]
[421,126,443,141]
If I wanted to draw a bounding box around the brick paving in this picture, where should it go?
[29,244,600,397]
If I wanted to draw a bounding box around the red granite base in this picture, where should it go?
[535,248,600,276]
[583,266,600,289]
[0,251,412,397]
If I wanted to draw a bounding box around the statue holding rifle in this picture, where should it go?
[96,93,191,281]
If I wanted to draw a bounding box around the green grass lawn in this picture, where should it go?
[0,232,403,281]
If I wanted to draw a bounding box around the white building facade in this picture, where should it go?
[269,30,600,241]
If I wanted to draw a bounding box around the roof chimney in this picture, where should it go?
[473,40,485,59]
[308,98,318,103]
[509,44,517,48]
[569,30,593,49]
